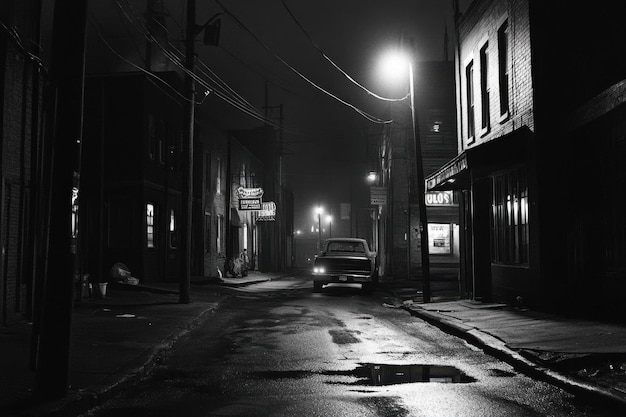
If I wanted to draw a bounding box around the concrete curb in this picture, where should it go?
[402,304,626,412]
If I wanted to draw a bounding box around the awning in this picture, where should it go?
[426,127,534,192]
[426,152,469,191]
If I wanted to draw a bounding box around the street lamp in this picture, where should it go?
[380,48,431,303]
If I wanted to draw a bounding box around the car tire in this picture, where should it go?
[313,280,324,293]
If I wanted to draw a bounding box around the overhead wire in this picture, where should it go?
[213,0,392,124]
[279,0,409,103]
[116,0,287,129]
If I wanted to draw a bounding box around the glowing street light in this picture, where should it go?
[380,47,431,303]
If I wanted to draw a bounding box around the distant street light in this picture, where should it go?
[380,47,431,303]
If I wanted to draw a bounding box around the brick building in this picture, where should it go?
[427,0,626,313]
[0,0,44,324]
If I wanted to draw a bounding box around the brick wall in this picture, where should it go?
[457,0,534,151]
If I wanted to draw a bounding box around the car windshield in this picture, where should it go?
[327,241,365,253]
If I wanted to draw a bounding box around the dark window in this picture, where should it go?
[480,43,490,130]
[204,152,211,191]
[108,199,132,248]
[466,61,475,140]
[498,20,510,117]
[204,212,212,253]
[148,114,156,160]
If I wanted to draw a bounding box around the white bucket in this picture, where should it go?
[98,283,108,298]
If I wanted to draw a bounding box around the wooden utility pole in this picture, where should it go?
[179,0,195,303]
[34,0,88,400]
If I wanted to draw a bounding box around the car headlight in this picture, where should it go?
[313,266,326,274]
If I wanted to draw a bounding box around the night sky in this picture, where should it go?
[74,0,472,235]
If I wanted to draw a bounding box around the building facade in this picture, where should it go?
[0,0,44,325]
[375,60,459,284]
[427,0,626,312]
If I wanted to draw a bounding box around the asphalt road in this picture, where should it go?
[81,275,616,417]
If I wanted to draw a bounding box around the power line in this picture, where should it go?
[279,0,409,103]
[213,0,392,125]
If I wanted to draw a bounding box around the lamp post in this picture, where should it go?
[315,206,323,252]
[380,49,431,303]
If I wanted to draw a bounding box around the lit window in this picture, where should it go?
[147,203,155,248]
[216,157,222,194]
[490,168,529,265]
[217,214,224,254]
[169,209,177,248]
[71,187,79,238]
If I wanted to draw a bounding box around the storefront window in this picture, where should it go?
[490,168,529,265]
[169,209,177,249]
[428,223,452,254]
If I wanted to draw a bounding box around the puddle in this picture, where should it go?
[248,363,476,386]
[323,363,476,385]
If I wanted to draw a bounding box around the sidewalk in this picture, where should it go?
[380,280,626,411]
[0,271,283,417]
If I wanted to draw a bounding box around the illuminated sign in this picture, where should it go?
[425,191,455,206]
[257,201,276,221]
[239,198,262,210]
[236,187,264,198]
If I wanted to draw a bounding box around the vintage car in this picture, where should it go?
[312,237,378,292]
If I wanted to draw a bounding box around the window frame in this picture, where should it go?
[490,168,529,266]
[479,41,491,134]
[498,20,510,120]
[466,60,476,142]
[146,202,156,249]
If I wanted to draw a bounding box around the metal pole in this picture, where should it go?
[409,61,431,303]
[317,212,322,251]
[35,0,88,399]
[179,0,195,303]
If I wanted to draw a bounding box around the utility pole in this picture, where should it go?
[179,0,195,303]
[34,0,88,400]
[409,59,431,303]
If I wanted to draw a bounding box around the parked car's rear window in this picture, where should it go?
[327,241,365,253]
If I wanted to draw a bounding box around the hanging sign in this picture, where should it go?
[257,201,276,221]
[236,187,264,198]
[370,186,387,205]
[239,198,262,210]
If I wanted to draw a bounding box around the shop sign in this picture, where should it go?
[257,201,276,221]
[425,191,455,206]
[236,187,264,198]
[239,198,262,210]
[370,186,387,205]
